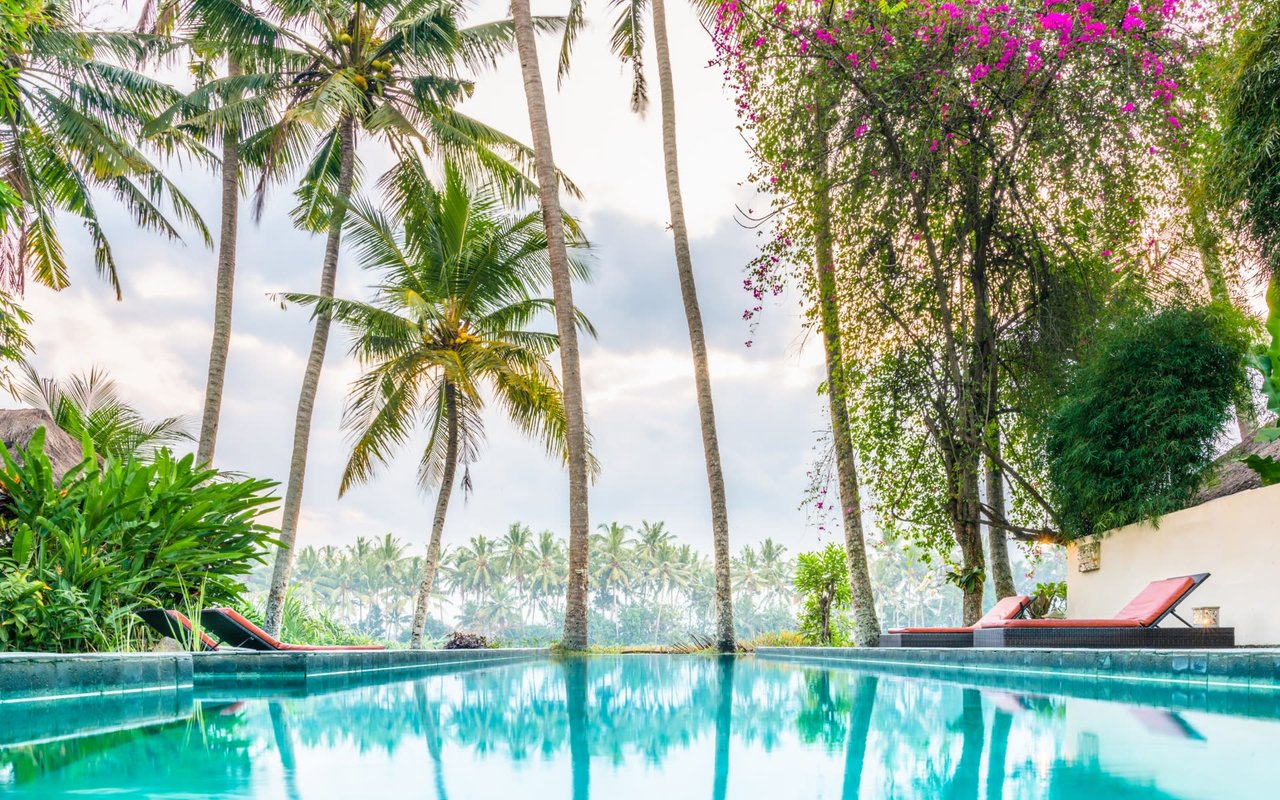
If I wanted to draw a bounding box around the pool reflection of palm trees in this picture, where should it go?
[4,657,1254,799]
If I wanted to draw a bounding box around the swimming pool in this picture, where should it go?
[2,654,1277,798]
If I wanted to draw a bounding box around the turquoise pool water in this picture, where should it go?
[2,655,1278,798]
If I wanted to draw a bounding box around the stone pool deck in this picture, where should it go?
[756,646,1280,692]
[0,647,548,705]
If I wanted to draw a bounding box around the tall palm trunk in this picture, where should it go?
[813,119,880,647]
[263,116,356,635]
[410,382,460,649]
[650,0,734,654]
[510,0,591,651]
[196,56,242,466]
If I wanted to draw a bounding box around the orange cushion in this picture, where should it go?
[979,618,1144,629]
[889,595,1031,634]
[1113,576,1195,625]
[977,595,1032,625]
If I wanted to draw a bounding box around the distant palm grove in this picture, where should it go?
[243,521,1060,646]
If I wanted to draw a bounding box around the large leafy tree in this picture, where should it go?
[719,0,1203,622]
[0,0,208,299]
[609,0,735,652]
[286,161,593,648]
[257,0,574,634]
[508,0,594,650]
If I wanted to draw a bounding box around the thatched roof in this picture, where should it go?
[0,409,87,481]
[1194,423,1280,505]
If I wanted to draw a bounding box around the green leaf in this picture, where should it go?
[1243,454,1280,487]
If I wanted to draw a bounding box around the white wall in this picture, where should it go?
[1066,483,1280,646]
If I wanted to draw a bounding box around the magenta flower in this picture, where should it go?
[1040,11,1073,32]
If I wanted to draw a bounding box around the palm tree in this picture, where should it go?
[508,0,593,651]
[609,0,735,652]
[16,364,192,460]
[137,0,281,466]
[0,0,209,298]
[451,535,501,602]
[286,161,592,647]
[590,522,635,638]
[528,529,567,620]
[497,522,536,620]
[259,0,572,635]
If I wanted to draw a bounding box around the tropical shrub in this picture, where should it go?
[794,543,852,646]
[238,590,375,648]
[1045,304,1253,539]
[0,429,278,652]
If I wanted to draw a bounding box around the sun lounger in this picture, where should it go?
[973,573,1234,648]
[879,595,1033,647]
[199,608,386,652]
[136,608,220,652]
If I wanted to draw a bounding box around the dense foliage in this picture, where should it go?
[1045,305,1252,539]
[794,542,851,646]
[0,429,278,652]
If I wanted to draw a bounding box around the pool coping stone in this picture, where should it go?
[755,646,1280,691]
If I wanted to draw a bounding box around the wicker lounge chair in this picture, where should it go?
[879,595,1033,648]
[973,573,1234,648]
[199,607,386,652]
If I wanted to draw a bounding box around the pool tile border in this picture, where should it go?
[192,647,550,689]
[0,652,192,705]
[755,646,1280,691]
[0,648,548,704]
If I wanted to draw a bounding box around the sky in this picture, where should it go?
[4,1,840,560]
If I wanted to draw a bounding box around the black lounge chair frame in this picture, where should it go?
[972,573,1236,649]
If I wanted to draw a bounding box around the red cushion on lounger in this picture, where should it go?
[978,617,1144,628]
[167,610,220,651]
[977,595,1032,625]
[212,608,386,651]
[1112,576,1195,625]
[888,594,1031,633]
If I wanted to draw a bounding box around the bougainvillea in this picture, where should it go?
[717,0,1226,621]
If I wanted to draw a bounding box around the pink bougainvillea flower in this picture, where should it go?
[1122,6,1145,31]
[1101,249,1112,257]
[854,124,869,137]
[1040,11,1074,32]
[1120,102,1135,112]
